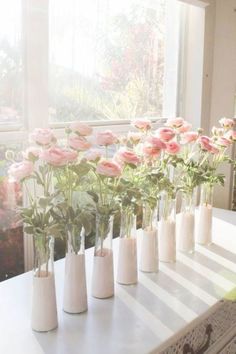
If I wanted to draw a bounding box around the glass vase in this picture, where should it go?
[159,192,176,262]
[91,211,114,298]
[140,202,158,272]
[31,235,58,332]
[178,190,196,253]
[117,207,137,284]
[196,183,213,245]
[63,227,87,313]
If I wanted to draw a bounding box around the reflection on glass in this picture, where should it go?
[49,0,166,122]
[0,1,22,126]
[0,143,24,281]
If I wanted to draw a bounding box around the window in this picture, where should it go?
[0,1,23,128]
[49,0,180,123]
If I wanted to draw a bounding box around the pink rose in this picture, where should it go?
[225,130,236,142]
[216,137,231,148]
[22,147,41,161]
[8,161,34,182]
[166,141,181,155]
[68,135,91,151]
[156,127,175,142]
[143,144,161,158]
[219,118,235,129]
[166,117,184,128]
[69,121,93,136]
[41,147,78,166]
[181,131,199,144]
[96,130,118,146]
[84,149,102,161]
[116,148,140,165]
[127,131,142,145]
[30,128,56,146]
[198,136,219,153]
[96,160,122,177]
[146,136,166,150]
[177,121,192,133]
[132,118,152,131]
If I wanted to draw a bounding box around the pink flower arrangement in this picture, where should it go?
[156,127,175,142]
[96,160,122,177]
[40,147,78,166]
[22,147,41,160]
[96,130,118,146]
[181,131,198,144]
[116,148,140,165]
[219,118,235,129]
[8,161,34,182]
[132,118,152,131]
[69,121,93,136]
[30,128,56,146]
[68,135,91,151]
[166,117,184,128]
[165,141,181,155]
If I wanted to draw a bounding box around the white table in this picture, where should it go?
[0,208,236,354]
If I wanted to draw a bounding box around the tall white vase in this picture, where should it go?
[31,236,58,332]
[91,213,114,298]
[196,183,213,245]
[178,191,196,253]
[159,193,176,263]
[63,253,87,313]
[31,272,58,332]
[140,227,158,272]
[117,208,137,285]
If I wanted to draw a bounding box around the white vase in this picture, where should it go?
[159,219,176,262]
[178,212,195,252]
[117,237,137,284]
[196,204,212,245]
[196,183,213,245]
[91,249,114,298]
[31,236,57,332]
[31,271,58,332]
[140,227,158,272]
[91,213,114,298]
[63,253,87,313]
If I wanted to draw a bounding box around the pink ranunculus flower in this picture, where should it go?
[96,160,122,177]
[225,130,236,142]
[143,144,161,158]
[127,131,142,145]
[8,161,34,182]
[68,135,91,151]
[132,118,152,131]
[209,143,220,154]
[30,128,56,146]
[198,136,214,152]
[116,148,140,165]
[177,121,192,133]
[216,137,231,148]
[181,131,199,144]
[96,130,118,146]
[219,117,235,129]
[84,149,102,161]
[166,117,184,129]
[155,127,175,142]
[165,141,181,155]
[69,121,93,136]
[146,136,166,150]
[41,147,78,166]
[22,147,41,161]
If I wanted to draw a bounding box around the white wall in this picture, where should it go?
[209,0,236,209]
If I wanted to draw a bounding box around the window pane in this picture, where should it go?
[49,0,176,123]
[0,143,24,280]
[0,1,23,127]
